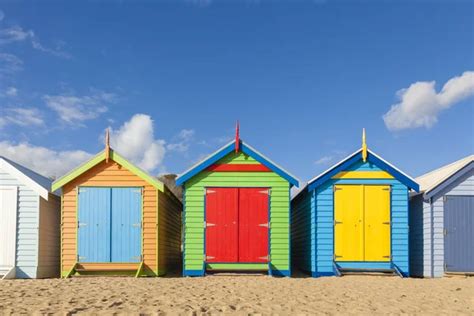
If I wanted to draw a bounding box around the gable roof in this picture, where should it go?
[304,148,419,192]
[51,149,164,192]
[0,156,52,200]
[416,154,473,198]
[175,139,299,187]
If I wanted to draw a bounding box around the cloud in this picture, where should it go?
[0,10,4,22]
[383,71,474,131]
[167,129,195,153]
[5,86,17,97]
[0,107,44,128]
[0,53,23,74]
[314,155,333,165]
[0,25,71,58]
[0,141,92,178]
[109,114,166,172]
[43,92,115,125]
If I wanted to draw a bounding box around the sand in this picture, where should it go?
[0,273,472,315]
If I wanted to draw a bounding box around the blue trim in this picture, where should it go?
[307,150,419,192]
[307,151,361,191]
[270,269,291,277]
[240,143,299,187]
[268,188,272,277]
[312,271,335,277]
[182,187,186,275]
[176,142,235,186]
[176,140,299,187]
[183,269,205,277]
[335,262,392,269]
[367,152,419,192]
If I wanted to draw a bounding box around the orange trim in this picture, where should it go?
[206,164,271,172]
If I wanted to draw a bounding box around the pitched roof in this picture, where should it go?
[51,149,164,192]
[175,139,299,187]
[302,148,419,193]
[0,156,52,200]
[416,154,474,196]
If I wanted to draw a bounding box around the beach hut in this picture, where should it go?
[176,126,299,276]
[409,155,473,277]
[291,130,419,277]
[51,133,182,278]
[0,156,60,279]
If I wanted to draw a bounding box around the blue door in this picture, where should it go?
[78,187,111,262]
[111,188,142,263]
[444,196,474,273]
[77,187,142,263]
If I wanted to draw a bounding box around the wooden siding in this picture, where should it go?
[291,188,314,274]
[184,152,290,275]
[61,160,159,276]
[0,166,40,279]
[37,194,61,278]
[410,168,474,278]
[157,188,182,274]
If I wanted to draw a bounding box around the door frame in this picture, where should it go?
[332,184,392,263]
[0,186,18,270]
[75,186,144,264]
[203,186,271,268]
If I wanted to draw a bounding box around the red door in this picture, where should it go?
[239,188,269,263]
[205,188,239,262]
[205,188,269,263]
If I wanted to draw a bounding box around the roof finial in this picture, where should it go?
[235,120,240,153]
[105,128,111,163]
[362,128,367,162]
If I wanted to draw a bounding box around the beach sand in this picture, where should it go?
[0,273,472,315]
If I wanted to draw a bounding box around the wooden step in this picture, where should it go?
[75,263,140,272]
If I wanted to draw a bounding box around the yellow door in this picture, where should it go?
[363,185,391,261]
[334,185,364,261]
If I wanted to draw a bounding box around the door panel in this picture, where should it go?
[111,188,142,263]
[444,196,474,272]
[334,185,364,261]
[364,185,391,261]
[238,188,269,263]
[78,187,111,263]
[205,188,239,262]
[0,186,17,268]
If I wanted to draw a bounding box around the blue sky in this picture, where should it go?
[0,0,473,184]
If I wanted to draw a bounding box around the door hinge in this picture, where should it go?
[133,189,142,194]
[334,254,342,260]
[334,221,343,225]
[78,255,86,261]
[132,222,142,228]
[333,186,342,192]
[205,222,216,227]
[444,263,448,271]
[259,189,270,195]
[382,187,391,191]
[78,222,87,228]
[258,255,270,261]
[382,221,391,225]
[206,189,216,194]
[383,255,391,259]
[443,196,448,202]
[258,222,270,228]
[205,255,215,261]
[443,228,448,236]
[133,255,143,261]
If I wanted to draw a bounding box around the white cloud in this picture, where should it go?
[0,141,92,178]
[314,155,333,165]
[0,107,44,127]
[43,92,115,125]
[0,25,71,58]
[167,129,195,153]
[383,71,474,131]
[0,53,23,74]
[5,86,17,97]
[109,114,166,172]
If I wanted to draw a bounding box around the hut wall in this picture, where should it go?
[37,194,61,278]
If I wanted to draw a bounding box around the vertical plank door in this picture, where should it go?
[0,186,18,269]
[111,188,142,263]
[238,188,269,263]
[77,187,111,262]
[205,188,239,263]
[334,185,364,261]
[364,185,391,261]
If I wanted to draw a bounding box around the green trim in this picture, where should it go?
[135,261,145,278]
[206,263,268,270]
[51,150,164,192]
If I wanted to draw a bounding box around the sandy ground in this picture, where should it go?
[0,273,472,315]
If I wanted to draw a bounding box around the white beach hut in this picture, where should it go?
[0,156,60,279]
